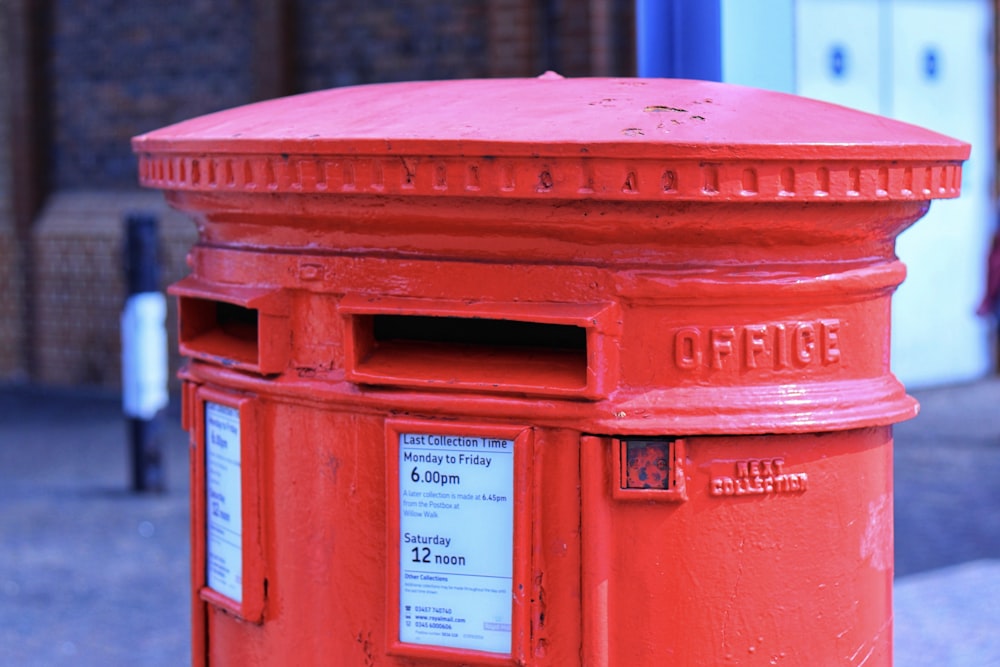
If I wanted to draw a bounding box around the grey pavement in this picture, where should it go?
[893,379,1000,667]
[0,379,998,666]
[0,387,189,666]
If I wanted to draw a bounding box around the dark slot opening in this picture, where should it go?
[351,313,592,395]
[372,315,586,352]
[179,297,260,369]
[216,302,259,343]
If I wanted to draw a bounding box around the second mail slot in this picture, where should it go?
[340,295,621,399]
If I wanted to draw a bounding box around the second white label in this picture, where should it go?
[398,433,515,655]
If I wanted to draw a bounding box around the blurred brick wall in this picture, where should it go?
[50,0,256,190]
[0,227,20,380]
[487,0,538,77]
[34,0,256,388]
[0,4,24,381]
[0,5,11,218]
[20,0,635,389]
[32,192,196,388]
[294,0,491,91]
[546,0,594,76]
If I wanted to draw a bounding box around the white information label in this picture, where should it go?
[398,433,515,654]
[205,402,243,603]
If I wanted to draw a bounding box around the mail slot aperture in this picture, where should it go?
[170,276,290,375]
[373,315,587,352]
[179,298,259,367]
[341,297,619,399]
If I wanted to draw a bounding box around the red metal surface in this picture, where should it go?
[137,76,968,666]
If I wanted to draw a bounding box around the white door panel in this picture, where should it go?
[889,0,993,387]
[795,0,883,113]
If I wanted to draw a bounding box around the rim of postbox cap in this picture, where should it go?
[133,76,969,203]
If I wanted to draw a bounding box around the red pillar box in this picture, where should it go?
[134,76,968,666]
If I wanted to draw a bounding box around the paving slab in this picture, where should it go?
[895,559,1000,667]
[0,387,189,667]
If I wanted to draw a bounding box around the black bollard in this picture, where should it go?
[121,212,168,492]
